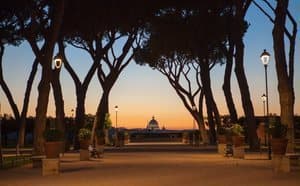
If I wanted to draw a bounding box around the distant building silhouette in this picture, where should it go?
[146,116,160,130]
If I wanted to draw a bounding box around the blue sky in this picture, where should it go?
[1,1,300,129]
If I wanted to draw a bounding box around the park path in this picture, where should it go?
[0,146,300,186]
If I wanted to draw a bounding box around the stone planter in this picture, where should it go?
[232,136,244,147]
[79,140,90,150]
[271,138,288,155]
[96,144,104,154]
[45,141,62,158]
[217,135,227,144]
[97,136,105,146]
[233,146,245,159]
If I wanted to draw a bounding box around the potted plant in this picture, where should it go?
[269,118,288,155]
[44,128,63,158]
[78,128,91,150]
[231,124,244,147]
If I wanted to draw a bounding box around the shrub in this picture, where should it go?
[231,124,244,136]
[43,128,63,142]
[269,118,287,138]
[78,128,92,140]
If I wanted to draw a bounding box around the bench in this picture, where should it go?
[285,153,300,166]
[31,155,45,168]
[273,153,300,172]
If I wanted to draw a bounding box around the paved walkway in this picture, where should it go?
[0,148,300,186]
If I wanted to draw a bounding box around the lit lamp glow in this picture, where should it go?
[53,54,63,69]
[260,49,270,66]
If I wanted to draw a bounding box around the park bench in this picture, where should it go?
[273,153,300,172]
[31,155,45,168]
[284,153,300,171]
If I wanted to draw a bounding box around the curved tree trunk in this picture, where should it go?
[75,90,86,129]
[91,91,109,143]
[18,58,39,147]
[234,34,259,150]
[212,98,221,129]
[0,45,20,122]
[272,0,295,153]
[92,68,119,145]
[222,39,238,123]
[73,90,86,149]
[196,90,209,144]
[51,68,65,136]
[58,40,99,149]
[200,60,216,144]
[34,63,52,155]
[33,0,65,155]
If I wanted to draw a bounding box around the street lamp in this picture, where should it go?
[260,49,271,160]
[53,53,63,69]
[192,105,197,146]
[261,94,267,145]
[114,105,118,147]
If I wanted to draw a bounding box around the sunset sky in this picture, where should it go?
[1,2,300,130]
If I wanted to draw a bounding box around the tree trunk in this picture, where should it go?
[75,91,86,129]
[51,68,65,135]
[222,39,238,123]
[91,91,109,143]
[0,45,20,122]
[234,34,259,150]
[196,90,209,144]
[18,58,39,147]
[33,0,65,155]
[272,0,295,153]
[33,65,51,155]
[92,70,118,144]
[200,60,216,144]
[212,98,221,129]
[58,40,98,149]
[0,45,21,154]
[73,90,86,149]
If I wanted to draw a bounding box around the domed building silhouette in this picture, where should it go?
[146,116,160,130]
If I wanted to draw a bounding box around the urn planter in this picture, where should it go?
[232,136,244,147]
[271,138,288,155]
[79,140,90,150]
[45,141,62,158]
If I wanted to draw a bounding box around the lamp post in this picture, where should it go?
[260,49,271,160]
[115,105,118,147]
[261,94,267,146]
[192,105,197,146]
[70,109,75,149]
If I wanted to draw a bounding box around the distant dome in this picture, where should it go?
[146,116,160,130]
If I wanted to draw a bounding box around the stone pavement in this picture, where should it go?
[0,145,299,186]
